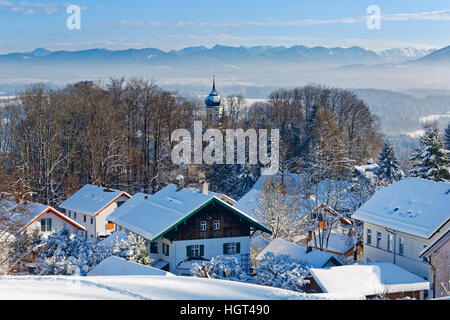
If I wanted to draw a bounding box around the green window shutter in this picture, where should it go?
[186,245,191,257]
[223,243,228,254]
[236,242,240,254]
[200,245,204,257]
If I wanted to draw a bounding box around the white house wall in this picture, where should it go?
[362,221,450,279]
[172,236,250,274]
[27,211,81,236]
[64,194,129,239]
[95,195,129,236]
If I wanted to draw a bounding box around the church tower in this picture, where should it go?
[205,77,223,122]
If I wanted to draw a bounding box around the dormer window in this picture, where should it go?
[200,221,207,232]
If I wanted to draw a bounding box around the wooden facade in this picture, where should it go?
[164,200,253,242]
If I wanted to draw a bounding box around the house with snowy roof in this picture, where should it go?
[0,199,85,236]
[420,227,449,298]
[256,238,343,268]
[58,184,131,239]
[308,262,430,300]
[352,178,450,280]
[108,180,272,275]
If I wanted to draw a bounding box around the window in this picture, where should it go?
[68,212,71,218]
[150,242,158,254]
[398,237,404,256]
[376,231,382,248]
[387,233,394,252]
[83,215,87,223]
[223,242,240,255]
[187,244,204,257]
[90,218,93,225]
[40,218,52,232]
[163,243,170,256]
[213,220,220,231]
[200,221,207,232]
[366,228,372,245]
[74,212,77,219]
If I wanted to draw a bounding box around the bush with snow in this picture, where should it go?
[34,229,153,276]
[191,255,249,281]
[35,229,112,276]
[112,233,152,265]
[254,252,310,293]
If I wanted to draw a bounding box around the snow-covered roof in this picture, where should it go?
[108,184,271,241]
[257,238,342,268]
[352,178,450,239]
[0,198,85,231]
[98,231,128,248]
[87,256,174,277]
[59,184,131,217]
[310,263,430,296]
[235,188,313,220]
[315,232,355,255]
[250,173,308,193]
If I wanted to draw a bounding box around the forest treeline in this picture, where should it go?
[0,79,382,205]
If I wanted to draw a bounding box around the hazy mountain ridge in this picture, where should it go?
[0,45,443,65]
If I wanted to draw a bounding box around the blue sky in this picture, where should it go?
[0,0,449,53]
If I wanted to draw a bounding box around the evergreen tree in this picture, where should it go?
[445,124,450,150]
[410,128,450,182]
[112,233,151,265]
[376,140,404,185]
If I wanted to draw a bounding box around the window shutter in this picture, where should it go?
[186,245,191,257]
[236,242,240,254]
[200,245,204,257]
[223,243,228,254]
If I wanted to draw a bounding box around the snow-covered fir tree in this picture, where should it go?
[445,124,450,150]
[112,233,151,265]
[375,140,404,186]
[409,127,450,182]
[35,229,111,276]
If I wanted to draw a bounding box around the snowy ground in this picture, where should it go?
[0,275,357,300]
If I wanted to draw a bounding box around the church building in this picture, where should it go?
[205,77,223,122]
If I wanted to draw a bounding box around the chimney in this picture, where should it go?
[176,175,185,191]
[199,179,209,195]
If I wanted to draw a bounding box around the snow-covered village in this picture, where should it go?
[0,1,449,310]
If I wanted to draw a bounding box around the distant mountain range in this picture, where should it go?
[0,45,446,66]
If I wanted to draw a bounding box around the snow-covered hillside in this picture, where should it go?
[0,275,358,300]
